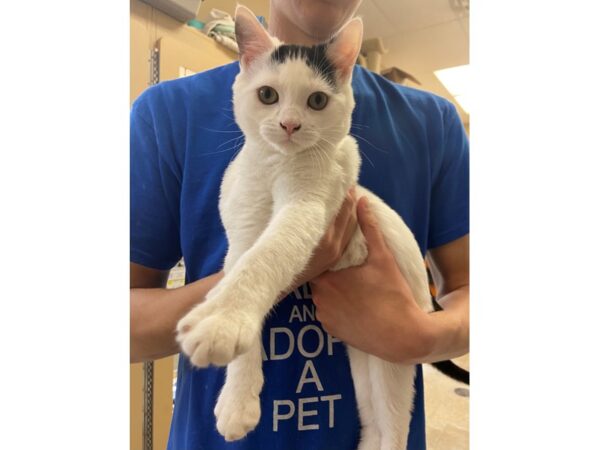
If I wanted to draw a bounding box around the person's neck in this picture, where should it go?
[267,9,320,46]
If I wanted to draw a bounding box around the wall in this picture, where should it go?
[130,0,244,104]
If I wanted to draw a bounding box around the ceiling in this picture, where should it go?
[196,0,469,125]
[357,0,469,124]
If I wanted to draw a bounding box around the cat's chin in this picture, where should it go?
[267,139,315,156]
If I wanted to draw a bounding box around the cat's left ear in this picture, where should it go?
[235,5,275,70]
[326,17,364,84]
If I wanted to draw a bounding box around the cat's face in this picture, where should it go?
[232,5,363,155]
[233,47,356,155]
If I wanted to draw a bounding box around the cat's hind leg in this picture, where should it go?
[214,335,264,441]
[347,346,381,450]
[369,357,416,450]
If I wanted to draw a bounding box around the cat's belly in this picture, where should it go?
[335,185,432,312]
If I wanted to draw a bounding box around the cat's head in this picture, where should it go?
[232,5,363,155]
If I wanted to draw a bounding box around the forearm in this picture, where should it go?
[130,271,224,362]
[420,285,469,364]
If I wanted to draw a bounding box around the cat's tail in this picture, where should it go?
[430,360,469,385]
[429,295,470,385]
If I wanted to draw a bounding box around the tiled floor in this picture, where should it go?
[424,354,469,450]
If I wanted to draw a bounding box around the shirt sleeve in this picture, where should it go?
[130,92,182,270]
[427,102,470,249]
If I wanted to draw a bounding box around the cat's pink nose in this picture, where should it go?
[280,121,301,136]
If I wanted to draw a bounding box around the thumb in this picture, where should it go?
[356,196,387,259]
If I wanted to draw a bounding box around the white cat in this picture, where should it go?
[176,6,432,450]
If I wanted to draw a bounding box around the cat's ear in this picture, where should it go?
[326,17,364,83]
[235,5,275,70]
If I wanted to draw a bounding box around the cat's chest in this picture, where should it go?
[232,141,357,200]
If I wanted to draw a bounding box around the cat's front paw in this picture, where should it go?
[215,386,261,441]
[176,306,259,367]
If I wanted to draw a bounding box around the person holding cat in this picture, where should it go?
[131,1,469,449]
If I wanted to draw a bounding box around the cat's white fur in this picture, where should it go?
[176,6,432,450]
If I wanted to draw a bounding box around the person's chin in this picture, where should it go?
[302,19,342,40]
[295,4,346,38]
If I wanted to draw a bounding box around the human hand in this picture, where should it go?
[288,187,358,291]
[310,197,437,364]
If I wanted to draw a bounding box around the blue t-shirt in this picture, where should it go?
[131,62,469,450]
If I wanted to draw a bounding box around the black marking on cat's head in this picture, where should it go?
[270,43,337,88]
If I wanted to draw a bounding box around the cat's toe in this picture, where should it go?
[176,302,213,341]
[180,311,258,367]
[215,391,261,441]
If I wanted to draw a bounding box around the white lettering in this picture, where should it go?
[292,284,313,300]
[320,394,342,428]
[273,400,295,431]
[289,305,303,323]
[270,327,294,360]
[298,325,324,358]
[272,395,343,432]
[302,283,312,299]
[261,342,268,361]
[327,334,342,356]
[265,325,336,361]
[302,304,315,322]
[298,397,320,431]
[296,360,324,393]
[289,304,316,323]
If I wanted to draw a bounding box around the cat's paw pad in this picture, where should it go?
[175,301,215,344]
[215,390,261,441]
[177,310,258,367]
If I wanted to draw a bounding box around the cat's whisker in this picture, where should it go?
[307,146,321,179]
[358,148,375,168]
[317,136,338,151]
[316,145,328,179]
[228,143,244,164]
[315,150,323,180]
[220,114,237,124]
[197,126,244,134]
[216,134,246,151]
[202,136,245,157]
[312,141,337,181]
[319,132,377,168]
[351,133,389,154]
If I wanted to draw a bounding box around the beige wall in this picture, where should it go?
[130,0,244,104]
[196,0,270,22]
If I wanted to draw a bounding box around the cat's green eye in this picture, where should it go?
[257,86,279,105]
[307,91,328,110]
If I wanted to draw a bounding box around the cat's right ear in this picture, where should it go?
[235,5,274,70]
[326,17,363,84]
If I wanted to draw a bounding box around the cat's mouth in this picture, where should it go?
[260,126,316,154]
[271,136,304,153]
